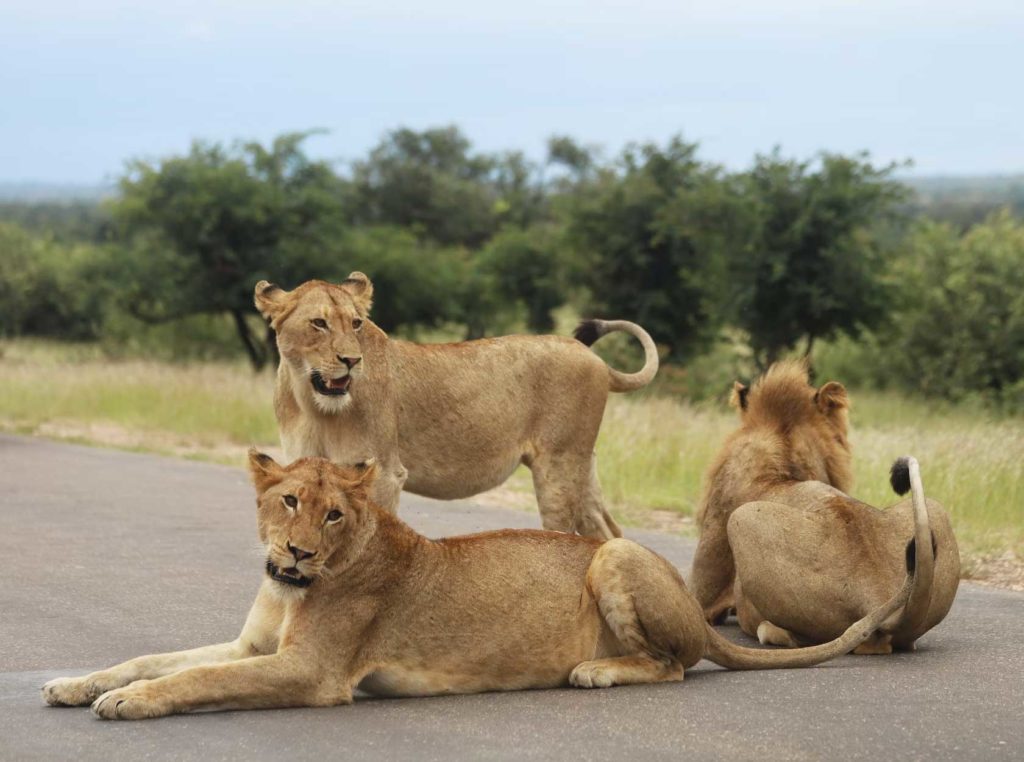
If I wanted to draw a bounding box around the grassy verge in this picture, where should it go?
[2,340,1021,586]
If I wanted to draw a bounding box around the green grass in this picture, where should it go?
[593,391,1024,560]
[2,339,1021,568]
[0,340,278,452]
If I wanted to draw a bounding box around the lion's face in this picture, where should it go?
[247,449,378,593]
[254,274,374,413]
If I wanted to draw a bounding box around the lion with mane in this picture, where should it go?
[690,360,958,653]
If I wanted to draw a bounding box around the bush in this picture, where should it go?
[0,223,110,340]
[880,212,1024,409]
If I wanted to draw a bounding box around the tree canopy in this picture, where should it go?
[5,124,1019,407]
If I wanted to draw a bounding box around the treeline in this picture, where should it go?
[1,127,1022,408]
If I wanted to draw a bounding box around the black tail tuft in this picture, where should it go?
[890,457,912,496]
[573,319,603,347]
[905,537,917,574]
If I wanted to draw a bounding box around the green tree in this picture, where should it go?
[111,132,346,369]
[566,137,745,360]
[886,212,1024,406]
[335,226,466,333]
[0,223,110,340]
[350,127,498,247]
[351,126,547,248]
[732,150,908,368]
[474,225,570,334]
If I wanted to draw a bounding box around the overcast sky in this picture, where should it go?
[2,0,1021,183]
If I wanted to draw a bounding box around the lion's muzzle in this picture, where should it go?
[265,558,314,588]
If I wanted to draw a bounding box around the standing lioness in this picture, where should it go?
[254,274,659,539]
[44,451,916,720]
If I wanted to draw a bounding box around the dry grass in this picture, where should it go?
[2,340,1021,582]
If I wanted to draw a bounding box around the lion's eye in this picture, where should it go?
[311,318,328,330]
[326,509,343,523]
[283,495,298,508]
[351,318,363,330]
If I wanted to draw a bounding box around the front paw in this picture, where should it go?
[43,675,119,707]
[91,683,170,720]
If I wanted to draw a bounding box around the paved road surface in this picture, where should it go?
[1,435,1021,760]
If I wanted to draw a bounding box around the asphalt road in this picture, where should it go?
[1,434,1022,761]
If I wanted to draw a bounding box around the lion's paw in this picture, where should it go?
[43,675,118,707]
[91,683,169,721]
[569,663,615,689]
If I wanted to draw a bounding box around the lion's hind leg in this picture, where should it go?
[530,451,620,540]
[852,633,893,655]
[570,655,682,688]
[755,621,803,649]
[570,539,703,689]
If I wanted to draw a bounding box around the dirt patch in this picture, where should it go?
[6,419,281,466]
[964,552,1024,592]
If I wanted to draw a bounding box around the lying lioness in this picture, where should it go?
[44,451,915,720]
[254,274,660,539]
[690,361,959,653]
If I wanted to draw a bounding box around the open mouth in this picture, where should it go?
[265,559,313,588]
[310,371,352,397]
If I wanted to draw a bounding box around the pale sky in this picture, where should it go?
[2,0,1022,183]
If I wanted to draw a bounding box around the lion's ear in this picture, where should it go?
[729,381,749,412]
[247,448,285,492]
[351,457,378,487]
[339,457,378,504]
[340,272,373,316]
[254,280,291,324]
[814,381,849,414]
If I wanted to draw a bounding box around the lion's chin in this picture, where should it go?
[311,390,353,415]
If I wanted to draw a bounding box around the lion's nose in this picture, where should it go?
[337,355,361,369]
[287,542,316,562]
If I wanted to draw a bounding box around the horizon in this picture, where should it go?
[3,0,1022,185]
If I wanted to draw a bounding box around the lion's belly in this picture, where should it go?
[358,660,572,697]
[401,450,524,500]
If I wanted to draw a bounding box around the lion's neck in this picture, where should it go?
[733,426,850,496]
[320,508,424,594]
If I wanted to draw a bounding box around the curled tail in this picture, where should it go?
[887,456,935,640]
[573,319,659,393]
[702,540,917,670]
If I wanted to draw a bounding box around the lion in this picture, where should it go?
[43,450,917,720]
[252,274,659,540]
[689,360,959,653]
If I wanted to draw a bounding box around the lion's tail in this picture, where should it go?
[573,319,659,393]
[702,539,917,670]
[886,456,936,639]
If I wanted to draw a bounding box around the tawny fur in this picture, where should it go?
[252,275,660,539]
[43,451,914,720]
[690,361,959,652]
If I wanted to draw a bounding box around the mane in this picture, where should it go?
[742,360,816,430]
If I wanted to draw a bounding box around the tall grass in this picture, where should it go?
[0,341,278,449]
[595,391,1024,558]
[2,340,1021,561]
